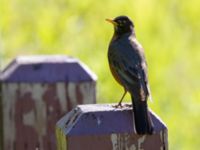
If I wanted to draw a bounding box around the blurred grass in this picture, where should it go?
[1,0,200,149]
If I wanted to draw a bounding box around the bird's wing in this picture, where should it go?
[108,39,149,100]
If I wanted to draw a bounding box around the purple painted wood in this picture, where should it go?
[57,104,167,136]
[56,104,168,150]
[1,55,97,83]
[0,55,97,150]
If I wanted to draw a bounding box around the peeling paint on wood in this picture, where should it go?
[138,135,146,150]
[56,104,168,150]
[160,129,168,150]
[1,82,96,150]
[0,55,97,150]
[0,83,3,150]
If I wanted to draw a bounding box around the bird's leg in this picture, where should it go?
[116,89,127,107]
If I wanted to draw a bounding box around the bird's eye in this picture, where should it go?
[118,20,121,25]
[117,20,123,26]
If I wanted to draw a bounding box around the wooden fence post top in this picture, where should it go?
[56,104,168,150]
[0,55,97,83]
[0,55,97,150]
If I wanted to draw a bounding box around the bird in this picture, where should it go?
[106,16,154,134]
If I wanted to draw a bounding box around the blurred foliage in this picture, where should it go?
[1,0,200,149]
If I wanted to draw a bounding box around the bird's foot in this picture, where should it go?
[113,102,123,108]
[123,103,132,107]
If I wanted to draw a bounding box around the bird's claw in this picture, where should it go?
[113,103,123,108]
[113,103,132,109]
[124,103,132,107]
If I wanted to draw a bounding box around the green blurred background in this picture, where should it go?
[1,0,200,149]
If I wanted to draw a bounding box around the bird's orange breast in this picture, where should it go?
[109,63,124,87]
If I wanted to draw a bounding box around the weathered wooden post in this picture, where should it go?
[0,55,97,150]
[56,104,168,150]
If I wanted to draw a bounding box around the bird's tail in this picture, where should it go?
[131,95,154,134]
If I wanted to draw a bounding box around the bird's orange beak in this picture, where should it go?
[106,18,118,26]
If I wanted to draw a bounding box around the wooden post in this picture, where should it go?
[56,104,168,150]
[0,81,3,150]
[0,55,97,150]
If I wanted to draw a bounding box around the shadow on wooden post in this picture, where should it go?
[0,55,97,150]
[56,104,168,150]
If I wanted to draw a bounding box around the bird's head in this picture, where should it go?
[106,16,134,36]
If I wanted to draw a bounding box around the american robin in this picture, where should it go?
[106,16,154,134]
